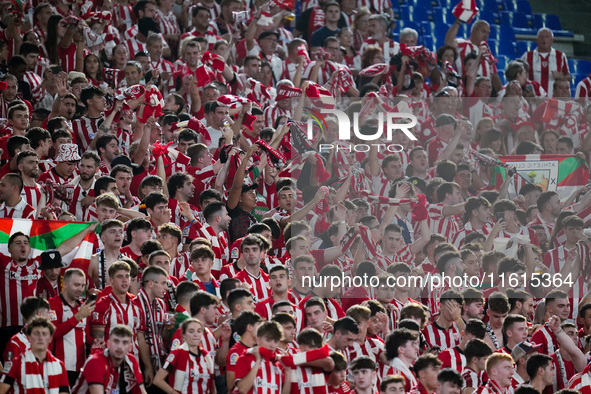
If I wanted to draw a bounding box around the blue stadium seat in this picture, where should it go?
[498,70,505,83]
[497,40,516,57]
[426,7,447,24]
[500,11,530,28]
[479,10,500,25]
[532,13,544,28]
[496,55,509,70]
[488,25,499,41]
[397,19,421,32]
[420,21,433,36]
[545,14,562,30]
[415,0,441,8]
[568,59,591,76]
[498,26,516,42]
[503,0,517,12]
[515,40,536,56]
[482,0,504,12]
[487,39,499,56]
[516,0,532,14]
[422,35,436,51]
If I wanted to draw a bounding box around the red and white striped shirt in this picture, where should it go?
[382,357,417,392]
[170,251,191,279]
[47,294,89,371]
[422,321,461,350]
[438,346,465,371]
[58,43,78,73]
[163,344,215,394]
[124,37,147,59]
[359,38,400,63]
[3,330,30,362]
[290,365,327,394]
[38,168,73,186]
[531,324,558,355]
[527,214,554,244]
[456,39,498,78]
[196,223,229,275]
[133,288,167,370]
[233,268,271,302]
[91,292,145,358]
[0,349,69,394]
[462,366,481,390]
[21,184,43,211]
[69,179,96,221]
[263,105,291,128]
[475,379,512,394]
[452,222,492,248]
[72,116,103,153]
[155,8,180,36]
[428,203,460,242]
[236,352,285,394]
[576,75,591,100]
[71,350,144,394]
[567,363,591,393]
[24,71,43,103]
[522,48,570,98]
[0,199,36,219]
[0,255,41,326]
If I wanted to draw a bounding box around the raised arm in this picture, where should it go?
[227,144,259,210]
[444,19,461,48]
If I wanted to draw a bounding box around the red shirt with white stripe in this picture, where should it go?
[2,330,29,362]
[462,366,481,390]
[496,226,540,247]
[233,267,271,302]
[235,351,285,394]
[359,38,400,63]
[196,223,229,276]
[71,350,144,394]
[0,199,36,219]
[255,293,297,321]
[531,324,558,355]
[422,321,461,350]
[72,115,103,153]
[1,349,69,393]
[428,203,460,243]
[155,8,180,36]
[124,37,147,59]
[576,75,591,99]
[132,288,167,370]
[0,255,41,326]
[566,361,591,393]
[438,345,465,371]
[90,292,146,358]
[452,222,492,248]
[290,364,327,394]
[527,214,554,244]
[170,251,191,279]
[522,48,570,98]
[163,344,215,394]
[38,167,73,185]
[58,43,78,73]
[48,294,89,371]
[24,71,43,103]
[456,39,498,78]
[21,184,43,211]
[381,357,417,392]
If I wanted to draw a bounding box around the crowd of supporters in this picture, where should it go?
[1,0,591,392]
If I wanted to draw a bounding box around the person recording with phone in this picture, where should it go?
[47,264,97,386]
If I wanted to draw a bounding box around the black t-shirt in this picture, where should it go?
[227,204,256,244]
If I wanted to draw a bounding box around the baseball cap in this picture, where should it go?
[258,31,279,41]
[435,114,457,128]
[39,250,63,270]
[241,180,259,193]
[511,341,542,362]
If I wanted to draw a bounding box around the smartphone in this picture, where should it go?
[50,65,62,74]
[495,211,505,222]
[88,293,97,303]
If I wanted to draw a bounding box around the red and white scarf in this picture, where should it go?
[22,350,64,394]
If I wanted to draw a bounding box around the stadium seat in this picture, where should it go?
[568,59,591,76]
[500,11,531,28]
[422,35,436,52]
[415,0,441,8]
[503,0,517,12]
[515,40,536,56]
[498,26,516,42]
[545,14,562,30]
[479,10,500,25]
[482,0,504,12]
[497,41,516,57]
[496,55,510,70]
[516,0,532,14]
[498,70,505,83]
[397,20,421,32]
[488,25,499,41]
[426,7,447,24]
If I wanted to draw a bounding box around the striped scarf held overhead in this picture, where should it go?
[22,350,64,394]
